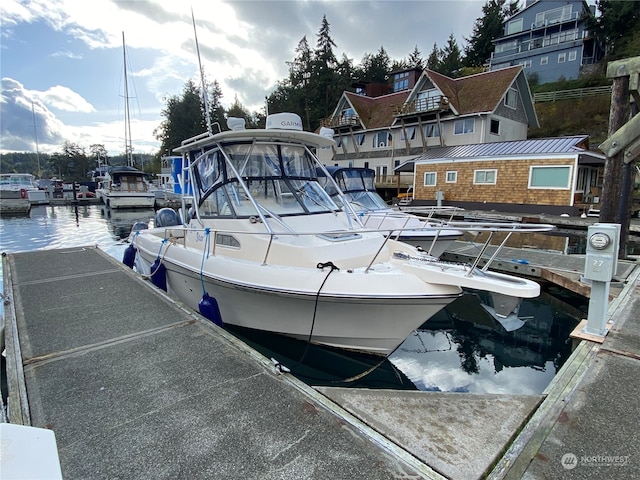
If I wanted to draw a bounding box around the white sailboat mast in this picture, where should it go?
[122,32,133,167]
[192,9,212,135]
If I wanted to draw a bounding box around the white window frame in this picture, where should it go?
[507,18,523,35]
[540,56,548,65]
[400,127,416,141]
[454,118,475,135]
[504,88,518,109]
[446,171,457,183]
[528,165,572,189]
[423,172,437,186]
[473,169,497,185]
[373,131,390,148]
[568,50,577,61]
[558,52,566,63]
[355,133,366,146]
[424,123,440,138]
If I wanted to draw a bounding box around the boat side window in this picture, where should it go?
[199,181,258,218]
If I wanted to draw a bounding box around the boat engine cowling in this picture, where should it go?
[155,208,180,228]
[131,221,148,232]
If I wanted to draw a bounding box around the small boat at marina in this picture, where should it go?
[95,33,155,210]
[128,113,553,357]
[319,166,463,257]
[95,166,155,209]
[0,173,46,215]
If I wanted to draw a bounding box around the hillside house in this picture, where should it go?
[395,135,606,216]
[488,0,604,84]
[319,66,538,199]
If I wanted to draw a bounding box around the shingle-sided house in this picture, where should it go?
[395,135,606,216]
[488,0,604,84]
[319,66,539,198]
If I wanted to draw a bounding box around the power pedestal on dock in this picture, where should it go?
[581,223,621,337]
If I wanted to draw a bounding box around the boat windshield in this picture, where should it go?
[192,141,340,218]
[0,174,38,190]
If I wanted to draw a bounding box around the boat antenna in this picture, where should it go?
[31,101,41,177]
[192,8,212,135]
[122,32,134,167]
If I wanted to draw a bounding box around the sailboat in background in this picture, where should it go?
[96,32,155,209]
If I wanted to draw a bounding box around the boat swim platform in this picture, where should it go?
[2,246,639,479]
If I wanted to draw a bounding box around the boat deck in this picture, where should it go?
[3,246,640,479]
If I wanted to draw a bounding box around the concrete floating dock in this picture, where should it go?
[2,246,639,479]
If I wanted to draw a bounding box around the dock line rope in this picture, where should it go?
[143,238,172,280]
[293,261,339,366]
[200,228,211,295]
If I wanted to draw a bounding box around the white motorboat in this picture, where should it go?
[128,113,552,357]
[0,173,46,214]
[319,166,463,257]
[95,166,155,209]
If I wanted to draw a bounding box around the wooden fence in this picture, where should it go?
[533,85,612,103]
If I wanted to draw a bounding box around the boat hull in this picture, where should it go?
[0,190,31,215]
[134,237,460,356]
[100,192,155,209]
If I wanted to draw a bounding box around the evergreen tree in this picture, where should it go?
[311,15,340,126]
[439,34,463,76]
[586,0,640,59]
[154,80,206,157]
[407,45,424,70]
[360,46,391,83]
[287,36,313,88]
[314,15,338,69]
[464,0,519,68]
[426,42,442,71]
[209,80,226,132]
[49,141,88,181]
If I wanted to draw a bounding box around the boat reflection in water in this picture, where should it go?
[389,291,583,395]
[226,325,418,390]
[101,206,155,240]
[223,288,583,394]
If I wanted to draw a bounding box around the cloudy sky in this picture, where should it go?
[1,0,492,157]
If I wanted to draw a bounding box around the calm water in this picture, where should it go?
[0,204,586,394]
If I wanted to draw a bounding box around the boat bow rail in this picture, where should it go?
[133,221,554,280]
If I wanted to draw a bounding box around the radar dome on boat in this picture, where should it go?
[319,127,334,138]
[227,117,246,131]
[266,113,303,131]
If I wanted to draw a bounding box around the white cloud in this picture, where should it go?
[2,0,488,155]
[35,85,95,113]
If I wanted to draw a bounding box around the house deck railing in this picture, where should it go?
[393,95,449,116]
[320,115,360,129]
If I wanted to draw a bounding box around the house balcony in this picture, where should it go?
[320,114,360,130]
[393,95,449,118]
[529,11,579,31]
